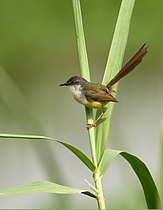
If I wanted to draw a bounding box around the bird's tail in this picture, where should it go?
[107,44,148,88]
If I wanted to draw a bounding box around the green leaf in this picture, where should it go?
[72,0,90,80]
[99,149,161,209]
[57,140,96,172]
[99,149,121,176]
[95,0,136,164]
[0,180,95,198]
[121,152,161,209]
[0,133,96,172]
[72,0,97,168]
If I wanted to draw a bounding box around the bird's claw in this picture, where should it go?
[86,122,96,130]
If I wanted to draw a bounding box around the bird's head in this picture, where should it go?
[59,76,88,87]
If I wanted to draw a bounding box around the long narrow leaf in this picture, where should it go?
[72,0,97,167]
[99,149,121,176]
[99,149,161,209]
[0,180,95,199]
[95,0,136,164]
[0,133,95,172]
[58,140,96,172]
[72,0,90,80]
[121,152,161,209]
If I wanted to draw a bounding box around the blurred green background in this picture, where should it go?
[0,0,162,208]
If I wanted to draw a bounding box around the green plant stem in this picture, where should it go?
[72,0,105,208]
[94,170,106,209]
[86,108,97,167]
[72,0,97,167]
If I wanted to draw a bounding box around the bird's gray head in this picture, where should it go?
[59,76,89,105]
[59,76,88,87]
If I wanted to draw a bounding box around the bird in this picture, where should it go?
[59,44,148,129]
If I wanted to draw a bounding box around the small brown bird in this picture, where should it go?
[60,44,148,129]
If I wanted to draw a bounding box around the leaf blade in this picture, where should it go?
[99,149,121,176]
[95,0,136,164]
[121,152,161,209]
[0,133,96,172]
[0,180,95,197]
[99,149,161,209]
[57,140,96,172]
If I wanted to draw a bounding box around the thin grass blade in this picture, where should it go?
[0,133,95,172]
[72,0,90,80]
[72,0,97,167]
[99,149,161,209]
[95,0,136,164]
[99,149,121,176]
[0,180,95,198]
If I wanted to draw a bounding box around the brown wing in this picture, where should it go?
[107,44,148,88]
[83,83,118,102]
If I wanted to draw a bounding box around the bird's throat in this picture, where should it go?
[69,85,88,105]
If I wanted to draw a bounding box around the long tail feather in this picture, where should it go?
[107,44,148,88]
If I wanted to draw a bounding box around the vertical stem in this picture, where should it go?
[72,1,105,208]
[72,0,97,167]
[86,108,97,167]
[94,170,106,209]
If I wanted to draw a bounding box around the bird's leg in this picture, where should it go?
[86,107,107,130]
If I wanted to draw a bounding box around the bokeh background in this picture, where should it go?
[0,0,162,208]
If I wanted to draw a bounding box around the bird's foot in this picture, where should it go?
[86,122,96,130]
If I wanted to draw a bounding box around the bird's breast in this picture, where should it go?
[69,85,88,105]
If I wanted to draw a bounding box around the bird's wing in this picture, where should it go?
[83,83,118,102]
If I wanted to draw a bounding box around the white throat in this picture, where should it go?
[69,85,87,105]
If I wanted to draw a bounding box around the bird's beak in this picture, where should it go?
[59,82,68,86]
